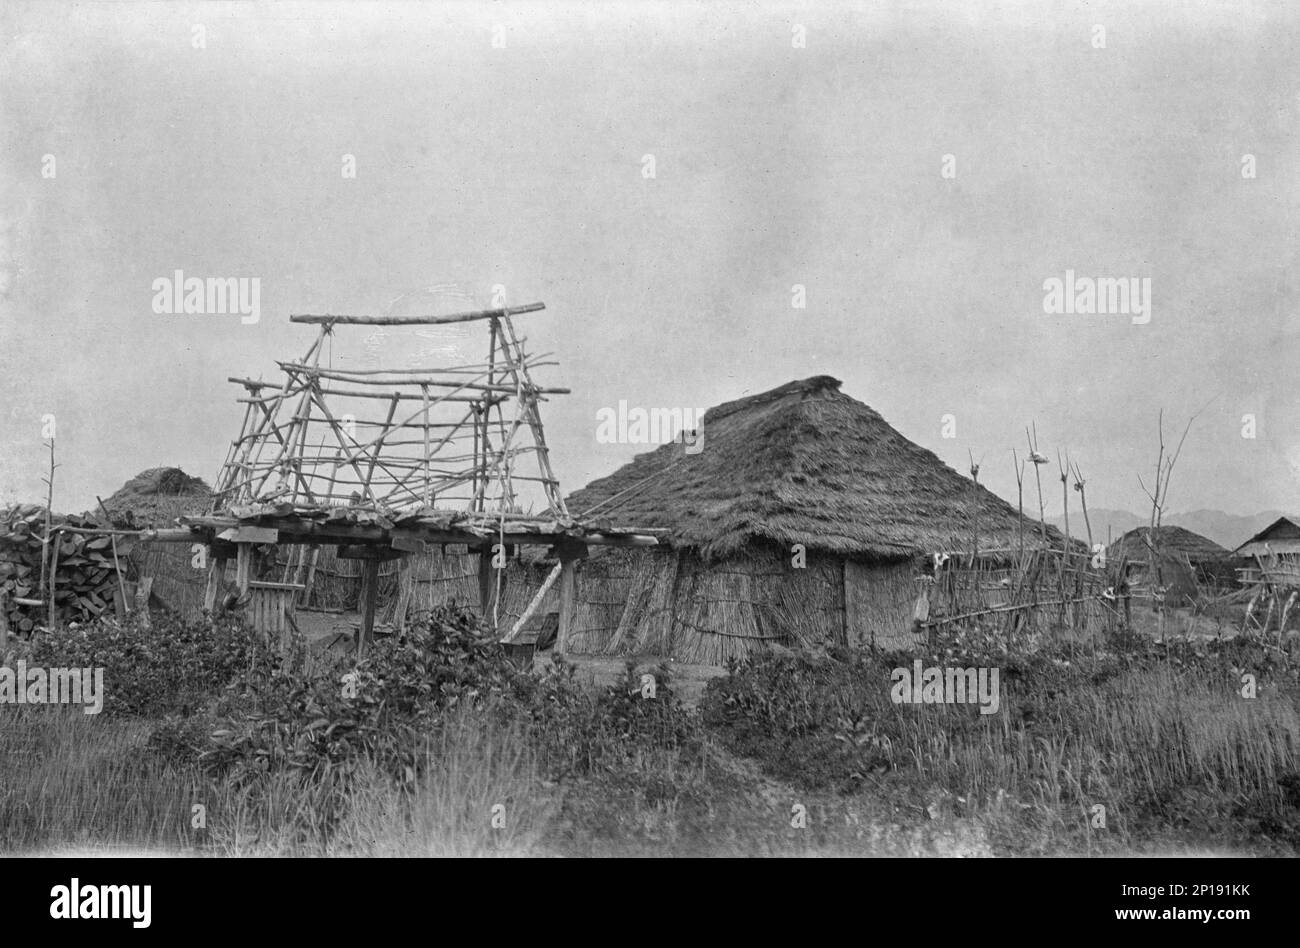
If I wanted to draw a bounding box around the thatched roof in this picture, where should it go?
[568,376,1062,560]
[1108,525,1229,565]
[101,467,212,527]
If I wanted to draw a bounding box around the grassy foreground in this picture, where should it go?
[2,607,1298,857]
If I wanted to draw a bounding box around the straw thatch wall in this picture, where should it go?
[844,558,923,649]
[303,544,555,630]
[557,544,923,663]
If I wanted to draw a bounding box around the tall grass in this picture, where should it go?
[201,709,554,857]
[2,705,556,857]
[887,666,1299,811]
[0,706,200,854]
[703,648,1300,852]
[332,710,555,857]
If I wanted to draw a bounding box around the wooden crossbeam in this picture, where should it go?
[290,302,546,326]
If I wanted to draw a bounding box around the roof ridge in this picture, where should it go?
[704,375,843,424]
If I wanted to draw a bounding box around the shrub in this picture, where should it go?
[28,611,275,717]
[201,603,523,787]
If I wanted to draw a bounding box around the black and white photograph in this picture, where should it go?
[0,0,1293,909]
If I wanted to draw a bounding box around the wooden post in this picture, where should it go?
[96,496,131,618]
[235,544,253,594]
[134,577,153,628]
[203,556,227,611]
[394,555,414,634]
[357,558,380,657]
[300,544,321,607]
[556,550,585,656]
[47,533,60,629]
[478,544,504,631]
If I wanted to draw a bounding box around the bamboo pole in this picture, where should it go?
[39,438,56,605]
[237,386,496,405]
[47,534,60,629]
[276,364,569,395]
[96,496,131,617]
[290,302,546,326]
[421,384,432,505]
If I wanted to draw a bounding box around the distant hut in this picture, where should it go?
[558,376,1059,663]
[1107,525,1231,603]
[102,467,213,614]
[102,467,211,527]
[1234,516,1300,560]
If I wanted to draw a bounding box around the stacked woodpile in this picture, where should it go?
[0,504,132,635]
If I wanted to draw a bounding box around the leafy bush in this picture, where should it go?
[516,661,701,778]
[200,604,523,787]
[29,612,275,716]
[701,647,902,792]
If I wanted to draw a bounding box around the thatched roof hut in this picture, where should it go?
[554,376,1062,663]
[102,467,212,527]
[571,376,1050,559]
[1108,525,1228,565]
[1107,525,1232,599]
[102,467,213,614]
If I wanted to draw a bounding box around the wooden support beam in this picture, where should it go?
[504,562,562,643]
[391,532,427,553]
[300,544,321,608]
[478,545,504,630]
[235,544,253,594]
[556,557,578,656]
[337,544,404,561]
[203,557,228,611]
[553,539,588,656]
[134,578,153,628]
[290,302,546,326]
[237,386,497,405]
[278,364,570,395]
[394,555,414,634]
[357,558,381,657]
[179,514,661,549]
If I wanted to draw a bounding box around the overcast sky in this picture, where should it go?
[1,0,1296,521]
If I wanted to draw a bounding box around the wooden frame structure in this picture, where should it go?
[211,302,568,520]
[183,302,659,652]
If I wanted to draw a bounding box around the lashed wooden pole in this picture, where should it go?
[96,496,131,618]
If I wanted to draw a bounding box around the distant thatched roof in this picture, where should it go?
[102,467,212,527]
[1108,525,1228,565]
[568,376,1062,560]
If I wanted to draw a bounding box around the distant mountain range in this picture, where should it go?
[1045,509,1294,551]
